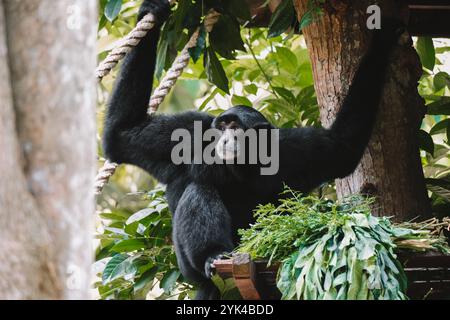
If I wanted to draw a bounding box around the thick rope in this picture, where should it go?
[95,10,220,195]
[148,9,221,112]
[96,13,157,80]
[94,160,118,194]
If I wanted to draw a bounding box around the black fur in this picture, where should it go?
[103,0,402,300]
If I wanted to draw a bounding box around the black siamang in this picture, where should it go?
[104,0,404,299]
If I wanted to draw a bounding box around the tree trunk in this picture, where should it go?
[293,0,431,221]
[0,0,97,299]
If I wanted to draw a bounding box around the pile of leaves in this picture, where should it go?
[237,187,450,300]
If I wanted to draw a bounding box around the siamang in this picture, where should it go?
[103,0,404,299]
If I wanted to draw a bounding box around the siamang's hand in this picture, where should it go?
[138,0,171,23]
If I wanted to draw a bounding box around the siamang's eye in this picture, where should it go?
[218,121,227,131]
[229,121,239,130]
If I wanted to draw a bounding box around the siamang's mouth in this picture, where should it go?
[216,144,240,161]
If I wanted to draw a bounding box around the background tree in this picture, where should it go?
[293,0,431,221]
[0,0,97,299]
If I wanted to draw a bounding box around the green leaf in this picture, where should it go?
[274,87,296,104]
[299,10,314,30]
[204,47,230,94]
[172,0,195,34]
[416,37,435,71]
[347,259,364,299]
[160,269,181,294]
[102,254,134,284]
[188,27,207,63]
[210,15,245,60]
[98,14,108,31]
[426,98,450,115]
[248,69,261,82]
[134,266,158,293]
[433,72,450,91]
[199,88,222,111]
[232,95,252,107]
[104,0,123,22]
[156,37,169,79]
[211,274,226,294]
[126,208,157,225]
[268,0,296,38]
[418,129,434,156]
[111,239,147,253]
[276,47,298,71]
[430,119,450,135]
[244,84,258,95]
[426,177,450,201]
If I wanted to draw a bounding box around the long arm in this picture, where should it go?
[278,21,404,190]
[103,0,213,184]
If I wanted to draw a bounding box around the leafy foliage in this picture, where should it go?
[104,0,124,22]
[237,187,450,300]
[95,187,195,300]
[268,0,298,38]
[416,38,450,217]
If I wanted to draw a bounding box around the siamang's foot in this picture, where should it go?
[138,0,171,23]
[204,253,231,278]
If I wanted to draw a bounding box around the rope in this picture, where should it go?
[96,13,157,80]
[149,9,220,111]
[95,10,220,195]
[94,160,118,194]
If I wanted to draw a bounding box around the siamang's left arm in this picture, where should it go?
[278,21,404,191]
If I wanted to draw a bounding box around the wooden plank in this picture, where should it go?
[213,258,233,277]
[399,251,450,268]
[232,253,262,300]
[409,7,450,37]
[214,252,450,300]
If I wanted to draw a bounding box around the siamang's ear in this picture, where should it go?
[252,122,274,130]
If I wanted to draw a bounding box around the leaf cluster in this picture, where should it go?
[237,187,450,300]
[95,187,194,300]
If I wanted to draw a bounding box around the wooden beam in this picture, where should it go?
[214,252,450,300]
[232,254,262,300]
[245,0,450,37]
[213,254,262,299]
[409,7,450,37]
[407,0,450,6]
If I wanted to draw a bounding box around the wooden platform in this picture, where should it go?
[214,252,450,300]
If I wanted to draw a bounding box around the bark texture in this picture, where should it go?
[0,0,97,299]
[293,0,431,220]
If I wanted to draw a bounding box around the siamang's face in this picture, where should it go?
[214,117,243,160]
[212,106,272,161]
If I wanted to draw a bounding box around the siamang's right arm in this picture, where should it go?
[103,0,213,184]
[278,20,405,190]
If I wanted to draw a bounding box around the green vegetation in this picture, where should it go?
[237,187,450,300]
[94,187,195,299]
